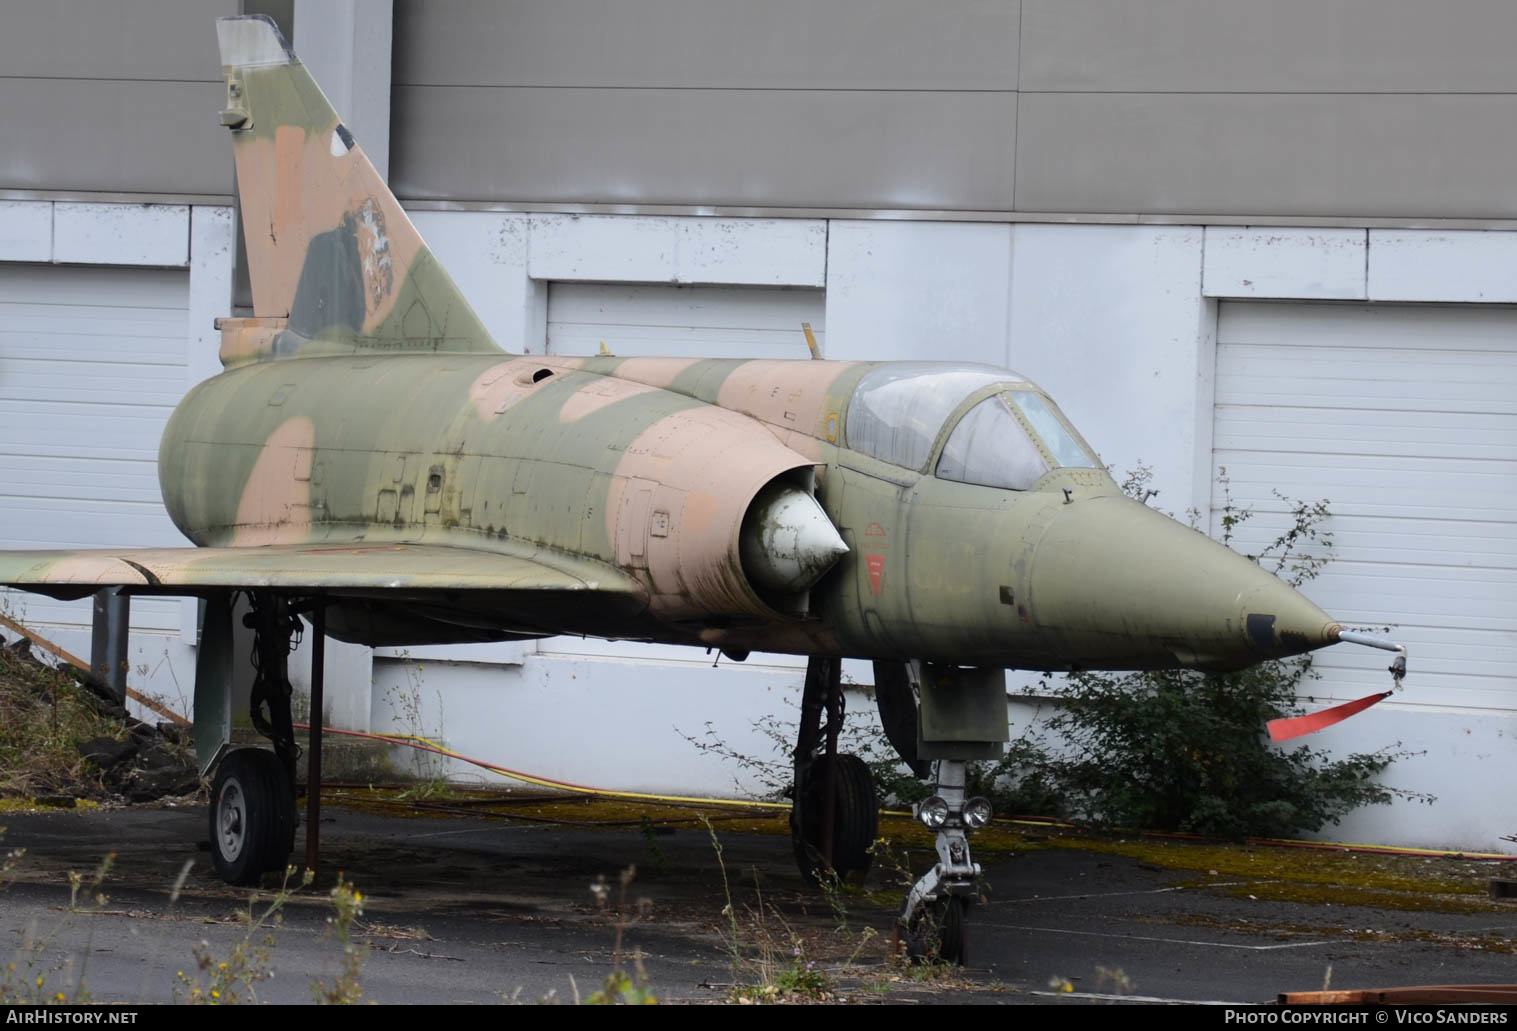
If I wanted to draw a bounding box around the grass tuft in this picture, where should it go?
[0,642,130,800]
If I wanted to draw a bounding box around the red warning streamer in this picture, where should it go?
[1268,692,1392,742]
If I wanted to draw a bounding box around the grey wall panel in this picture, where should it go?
[0,0,234,196]
[0,0,236,81]
[394,0,1018,90]
[0,80,230,196]
[391,86,1015,209]
[1016,93,1517,218]
[1021,0,1517,93]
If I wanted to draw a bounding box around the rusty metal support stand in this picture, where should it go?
[90,587,130,705]
[304,603,325,875]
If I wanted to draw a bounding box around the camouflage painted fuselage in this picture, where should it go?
[160,346,1335,671]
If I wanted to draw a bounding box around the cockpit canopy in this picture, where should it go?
[845,363,1100,490]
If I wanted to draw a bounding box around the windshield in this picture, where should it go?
[846,364,1025,470]
[936,396,1049,490]
[1007,391,1098,469]
[936,390,1101,491]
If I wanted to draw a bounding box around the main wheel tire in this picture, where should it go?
[790,753,879,884]
[209,749,295,885]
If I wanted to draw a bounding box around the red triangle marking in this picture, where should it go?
[865,554,885,596]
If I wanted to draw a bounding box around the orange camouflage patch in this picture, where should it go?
[231,416,316,546]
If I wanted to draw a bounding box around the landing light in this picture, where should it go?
[963,796,993,830]
[918,796,950,829]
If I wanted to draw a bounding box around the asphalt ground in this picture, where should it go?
[2,796,1515,1005]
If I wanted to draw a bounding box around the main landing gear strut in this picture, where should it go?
[789,657,878,883]
[207,593,321,885]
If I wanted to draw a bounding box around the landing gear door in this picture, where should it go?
[194,593,230,775]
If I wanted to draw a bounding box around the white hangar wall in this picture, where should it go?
[2,202,1515,852]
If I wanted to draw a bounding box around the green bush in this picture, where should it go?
[1036,660,1419,838]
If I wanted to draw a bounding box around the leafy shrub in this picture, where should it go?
[1036,661,1418,838]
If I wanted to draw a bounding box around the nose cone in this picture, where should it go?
[1028,496,1338,670]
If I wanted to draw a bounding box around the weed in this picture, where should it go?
[760,942,832,1001]
[0,640,130,800]
[704,819,836,1002]
[174,865,314,1005]
[1094,965,1135,997]
[311,874,365,1004]
[584,865,657,1005]
[134,648,193,725]
[394,777,455,803]
[814,868,851,932]
[707,819,744,971]
[0,851,113,1004]
[638,814,669,875]
[843,925,879,970]
[678,720,793,802]
[728,889,834,1003]
[385,663,451,797]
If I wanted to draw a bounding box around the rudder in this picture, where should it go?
[215,15,503,366]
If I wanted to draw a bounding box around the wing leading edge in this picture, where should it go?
[0,542,642,599]
[0,542,650,647]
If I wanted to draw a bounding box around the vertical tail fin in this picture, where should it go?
[214,15,502,364]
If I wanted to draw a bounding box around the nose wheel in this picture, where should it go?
[903,892,971,966]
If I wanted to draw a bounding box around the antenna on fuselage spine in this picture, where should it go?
[801,322,821,360]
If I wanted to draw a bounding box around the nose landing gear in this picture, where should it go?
[898,759,984,965]
[874,659,1009,966]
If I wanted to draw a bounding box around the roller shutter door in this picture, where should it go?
[0,264,189,632]
[547,282,824,359]
[1212,301,1516,711]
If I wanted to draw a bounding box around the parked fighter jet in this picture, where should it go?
[0,15,1405,961]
